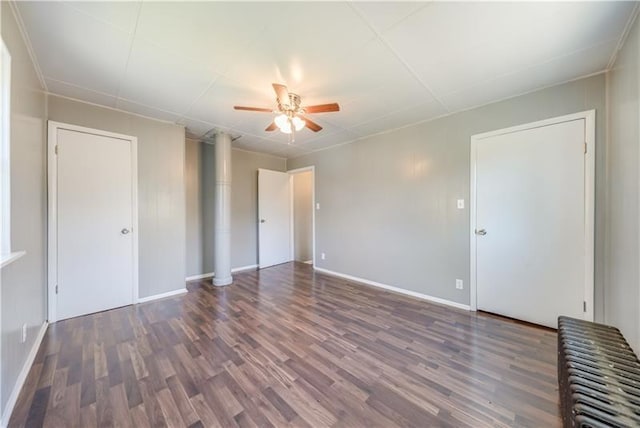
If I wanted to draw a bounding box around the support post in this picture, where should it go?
[213,133,232,286]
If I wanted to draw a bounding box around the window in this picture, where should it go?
[1,38,10,257]
[0,37,24,267]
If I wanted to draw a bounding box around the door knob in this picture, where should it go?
[475,229,487,236]
[260,219,266,223]
[121,228,130,235]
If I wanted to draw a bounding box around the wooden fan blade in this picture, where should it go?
[272,83,290,105]
[300,115,322,132]
[265,122,277,132]
[234,106,272,112]
[303,103,340,113]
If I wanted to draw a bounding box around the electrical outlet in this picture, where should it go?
[321,253,326,260]
[457,199,465,209]
[21,324,27,343]
[456,279,463,290]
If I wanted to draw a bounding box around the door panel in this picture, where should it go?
[258,168,291,268]
[475,119,586,328]
[57,128,134,320]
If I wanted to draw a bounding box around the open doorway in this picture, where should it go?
[289,167,315,266]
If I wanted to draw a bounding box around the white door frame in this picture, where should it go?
[469,110,595,321]
[47,121,139,322]
[288,166,316,266]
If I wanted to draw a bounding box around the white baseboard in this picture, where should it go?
[2,321,48,428]
[232,264,258,273]
[185,264,258,282]
[185,272,214,281]
[313,267,471,311]
[137,288,187,303]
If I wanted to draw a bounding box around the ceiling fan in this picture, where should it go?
[234,83,340,142]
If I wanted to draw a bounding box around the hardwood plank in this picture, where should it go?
[137,377,167,428]
[94,377,113,428]
[120,359,143,409]
[8,358,44,428]
[262,386,297,422]
[166,375,200,427]
[79,403,97,428]
[22,386,50,428]
[156,388,186,427]
[108,383,133,427]
[79,355,96,408]
[129,404,151,428]
[189,394,221,427]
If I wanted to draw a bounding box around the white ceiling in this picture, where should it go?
[16,1,636,158]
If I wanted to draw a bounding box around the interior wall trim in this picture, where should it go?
[231,264,259,273]
[185,272,215,282]
[1,322,48,428]
[137,288,187,303]
[7,1,47,91]
[314,267,471,311]
[47,93,180,127]
[185,264,259,282]
[606,2,640,69]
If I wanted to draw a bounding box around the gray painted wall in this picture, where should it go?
[606,15,640,351]
[185,138,202,277]
[288,74,607,317]
[0,2,48,413]
[199,144,286,274]
[47,96,186,299]
[293,171,313,262]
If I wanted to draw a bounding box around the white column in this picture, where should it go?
[213,132,232,286]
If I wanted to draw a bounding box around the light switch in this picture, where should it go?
[457,199,464,209]
[316,203,320,210]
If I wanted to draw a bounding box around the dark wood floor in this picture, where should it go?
[9,262,560,427]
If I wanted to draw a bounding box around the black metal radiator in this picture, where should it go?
[558,316,640,427]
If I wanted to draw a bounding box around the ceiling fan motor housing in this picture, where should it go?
[280,93,302,114]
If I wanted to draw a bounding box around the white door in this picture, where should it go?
[56,128,135,320]
[258,168,291,268]
[474,118,590,328]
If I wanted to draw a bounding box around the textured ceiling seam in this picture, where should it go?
[443,37,620,103]
[228,146,287,161]
[115,0,144,102]
[47,92,182,127]
[606,2,640,71]
[8,0,47,92]
[444,70,607,121]
[177,20,274,137]
[176,76,222,126]
[45,76,190,123]
[62,2,136,34]
[377,2,433,35]
[45,76,116,101]
[346,2,451,114]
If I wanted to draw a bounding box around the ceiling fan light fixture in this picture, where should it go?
[274,113,288,130]
[292,116,305,131]
[280,120,292,134]
[276,116,293,134]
